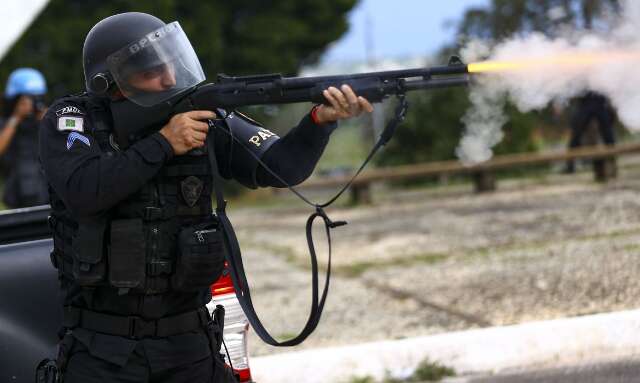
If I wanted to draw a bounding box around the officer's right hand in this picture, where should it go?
[159,110,216,155]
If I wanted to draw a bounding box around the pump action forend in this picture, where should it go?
[110,57,470,147]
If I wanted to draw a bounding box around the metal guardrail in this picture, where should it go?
[300,142,640,203]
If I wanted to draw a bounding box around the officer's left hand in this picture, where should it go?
[315,84,374,124]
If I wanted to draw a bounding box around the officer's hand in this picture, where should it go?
[12,96,34,122]
[315,84,374,124]
[159,110,216,155]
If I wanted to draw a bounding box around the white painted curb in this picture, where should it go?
[250,309,640,383]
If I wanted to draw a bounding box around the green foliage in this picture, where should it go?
[408,359,456,382]
[458,0,620,41]
[345,359,455,383]
[376,86,469,167]
[493,103,539,156]
[0,0,357,98]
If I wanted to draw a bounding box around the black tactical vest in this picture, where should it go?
[50,94,224,295]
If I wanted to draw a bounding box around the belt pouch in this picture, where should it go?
[71,218,107,286]
[173,220,225,291]
[108,218,146,289]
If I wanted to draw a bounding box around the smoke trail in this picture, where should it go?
[457,0,640,164]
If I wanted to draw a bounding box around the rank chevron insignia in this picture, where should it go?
[66,132,91,150]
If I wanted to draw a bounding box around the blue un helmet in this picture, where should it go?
[4,68,47,99]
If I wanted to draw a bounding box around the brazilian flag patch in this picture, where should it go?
[57,116,84,132]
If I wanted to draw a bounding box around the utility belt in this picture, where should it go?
[62,306,212,339]
[36,305,229,382]
[49,209,225,294]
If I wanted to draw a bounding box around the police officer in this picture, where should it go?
[39,12,372,383]
[0,68,49,208]
[565,91,616,173]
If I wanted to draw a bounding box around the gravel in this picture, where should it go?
[225,167,640,357]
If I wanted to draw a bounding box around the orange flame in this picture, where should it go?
[468,51,640,74]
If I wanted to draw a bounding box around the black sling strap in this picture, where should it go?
[207,96,408,346]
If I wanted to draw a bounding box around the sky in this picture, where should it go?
[321,0,490,63]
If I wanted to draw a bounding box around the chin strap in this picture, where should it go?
[207,96,408,346]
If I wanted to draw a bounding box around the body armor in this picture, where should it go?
[49,94,225,295]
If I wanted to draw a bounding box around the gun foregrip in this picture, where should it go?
[311,78,400,105]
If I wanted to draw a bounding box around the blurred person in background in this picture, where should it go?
[39,12,372,383]
[0,68,49,208]
[564,91,616,173]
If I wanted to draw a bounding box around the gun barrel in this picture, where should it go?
[258,64,469,88]
[402,76,469,92]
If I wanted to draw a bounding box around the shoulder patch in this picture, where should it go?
[67,132,90,150]
[58,116,84,133]
[56,105,85,117]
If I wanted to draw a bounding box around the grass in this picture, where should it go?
[344,358,455,383]
[406,359,456,382]
[334,252,452,278]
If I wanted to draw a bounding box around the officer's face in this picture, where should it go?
[126,63,176,93]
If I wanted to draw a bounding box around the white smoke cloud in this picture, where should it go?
[457,0,640,164]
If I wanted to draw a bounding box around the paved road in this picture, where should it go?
[448,359,640,383]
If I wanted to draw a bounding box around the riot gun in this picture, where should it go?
[110,57,470,147]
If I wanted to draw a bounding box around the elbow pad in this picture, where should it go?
[217,111,280,189]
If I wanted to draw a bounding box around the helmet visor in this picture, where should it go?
[106,22,205,107]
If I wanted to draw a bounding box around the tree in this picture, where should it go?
[0,0,357,98]
[457,0,620,41]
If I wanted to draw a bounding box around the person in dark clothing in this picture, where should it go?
[39,12,373,383]
[565,91,616,173]
[0,68,49,208]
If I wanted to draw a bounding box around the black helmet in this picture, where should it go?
[83,12,205,106]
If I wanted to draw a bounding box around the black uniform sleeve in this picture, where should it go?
[39,102,174,217]
[255,114,336,188]
[212,111,336,189]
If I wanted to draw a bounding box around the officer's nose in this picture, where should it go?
[161,70,176,89]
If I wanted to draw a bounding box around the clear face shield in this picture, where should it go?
[106,22,205,107]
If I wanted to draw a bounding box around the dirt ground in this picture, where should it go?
[227,164,640,357]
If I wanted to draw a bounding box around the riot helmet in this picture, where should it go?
[83,12,205,107]
[4,68,47,99]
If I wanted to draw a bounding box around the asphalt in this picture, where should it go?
[451,358,640,383]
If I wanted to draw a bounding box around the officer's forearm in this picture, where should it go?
[256,114,336,187]
[62,133,173,215]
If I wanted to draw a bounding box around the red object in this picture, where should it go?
[236,368,252,382]
[210,263,253,382]
[210,268,235,296]
[310,104,323,125]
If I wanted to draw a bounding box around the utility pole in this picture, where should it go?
[353,10,377,204]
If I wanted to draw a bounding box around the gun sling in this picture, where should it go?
[207,96,408,346]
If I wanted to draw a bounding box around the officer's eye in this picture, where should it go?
[139,65,167,80]
[142,68,163,79]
